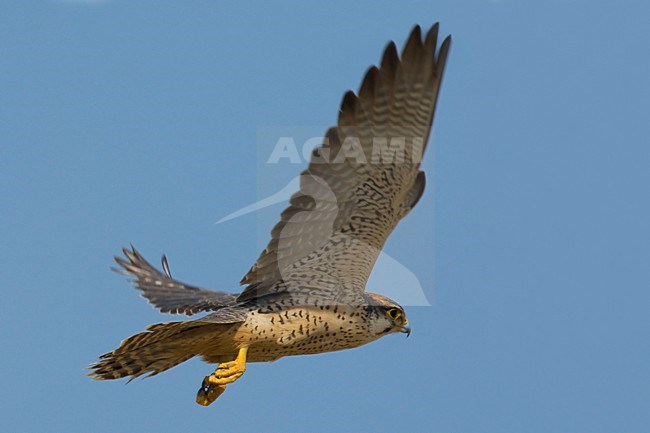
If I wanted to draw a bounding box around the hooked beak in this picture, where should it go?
[400,323,411,337]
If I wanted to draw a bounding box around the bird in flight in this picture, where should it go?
[89,23,451,406]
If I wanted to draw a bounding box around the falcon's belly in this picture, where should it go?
[232,305,378,362]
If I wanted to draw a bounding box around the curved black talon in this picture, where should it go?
[196,376,226,406]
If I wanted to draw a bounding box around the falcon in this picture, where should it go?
[89,23,451,406]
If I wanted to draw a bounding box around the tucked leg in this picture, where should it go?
[195,347,248,406]
[208,347,248,386]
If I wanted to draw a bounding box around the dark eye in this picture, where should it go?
[386,308,401,320]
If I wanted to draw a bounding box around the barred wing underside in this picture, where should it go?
[238,24,450,304]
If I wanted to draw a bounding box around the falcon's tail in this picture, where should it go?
[88,321,227,381]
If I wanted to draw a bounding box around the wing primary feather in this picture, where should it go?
[338,90,357,126]
[161,255,172,278]
[402,25,423,63]
[381,41,399,70]
[424,23,440,55]
[359,66,379,100]
[436,35,452,77]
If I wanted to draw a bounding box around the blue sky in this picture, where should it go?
[1,1,649,432]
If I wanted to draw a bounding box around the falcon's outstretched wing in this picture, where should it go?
[114,246,238,316]
[238,24,451,303]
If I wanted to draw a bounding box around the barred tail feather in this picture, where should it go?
[88,321,219,381]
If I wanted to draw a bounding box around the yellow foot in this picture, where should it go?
[195,348,248,406]
[207,347,248,387]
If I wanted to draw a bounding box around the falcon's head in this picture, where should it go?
[364,292,411,337]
